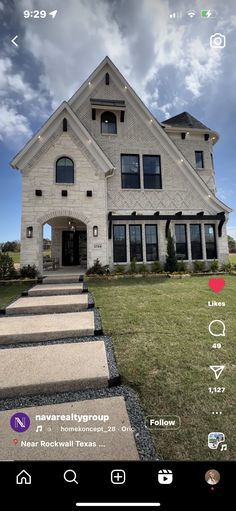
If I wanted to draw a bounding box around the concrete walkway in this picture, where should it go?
[0,397,139,460]
[6,294,89,315]
[0,341,109,397]
[28,283,84,296]
[0,272,141,460]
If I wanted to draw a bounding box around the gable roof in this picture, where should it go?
[11,56,231,214]
[11,102,114,176]
[162,112,211,130]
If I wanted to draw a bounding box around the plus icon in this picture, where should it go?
[111,469,126,485]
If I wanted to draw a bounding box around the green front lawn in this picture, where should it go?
[89,276,236,461]
[0,282,32,307]
[229,253,236,264]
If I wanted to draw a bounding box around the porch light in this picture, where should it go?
[26,226,33,238]
[93,225,98,237]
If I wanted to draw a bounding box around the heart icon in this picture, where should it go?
[208,278,225,293]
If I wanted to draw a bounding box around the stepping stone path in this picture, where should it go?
[0,273,147,460]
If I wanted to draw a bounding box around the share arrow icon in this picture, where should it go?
[49,10,58,19]
[210,365,225,380]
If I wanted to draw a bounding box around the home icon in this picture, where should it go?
[16,470,31,485]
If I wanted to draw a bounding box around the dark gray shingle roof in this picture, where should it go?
[162,111,211,130]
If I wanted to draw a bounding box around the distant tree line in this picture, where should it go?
[228,235,236,253]
[0,240,21,253]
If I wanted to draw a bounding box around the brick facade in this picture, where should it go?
[12,57,231,273]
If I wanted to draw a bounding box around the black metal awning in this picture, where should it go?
[108,212,226,239]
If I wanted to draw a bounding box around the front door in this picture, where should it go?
[62,231,80,266]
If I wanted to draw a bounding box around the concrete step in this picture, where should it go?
[43,275,84,284]
[28,283,84,297]
[0,311,95,344]
[0,397,139,460]
[0,341,109,398]
[6,294,89,315]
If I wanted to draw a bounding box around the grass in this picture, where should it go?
[89,276,236,461]
[229,253,236,264]
[0,282,33,307]
[4,250,51,265]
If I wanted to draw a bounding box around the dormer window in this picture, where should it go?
[101,111,117,134]
[56,157,74,183]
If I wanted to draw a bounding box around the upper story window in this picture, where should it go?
[143,155,162,189]
[195,151,204,169]
[56,157,74,183]
[101,111,117,134]
[121,154,140,189]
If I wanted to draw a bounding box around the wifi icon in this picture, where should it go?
[187,10,197,18]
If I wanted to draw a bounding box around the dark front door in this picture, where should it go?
[62,231,80,266]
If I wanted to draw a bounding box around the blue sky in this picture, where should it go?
[0,0,236,242]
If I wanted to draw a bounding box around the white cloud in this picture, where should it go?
[0,1,4,11]
[16,0,228,119]
[0,104,32,145]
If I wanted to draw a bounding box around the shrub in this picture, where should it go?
[164,231,178,272]
[138,263,148,273]
[193,260,206,273]
[151,260,163,273]
[20,264,39,279]
[0,253,17,280]
[115,265,126,274]
[86,258,109,275]
[209,259,219,272]
[178,260,188,272]
[221,262,232,272]
[130,258,137,273]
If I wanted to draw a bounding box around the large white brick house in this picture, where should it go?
[11,57,231,273]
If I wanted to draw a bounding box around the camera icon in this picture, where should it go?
[210,33,226,48]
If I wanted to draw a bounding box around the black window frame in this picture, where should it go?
[121,154,140,189]
[129,224,143,262]
[101,111,117,134]
[143,155,162,189]
[190,224,203,260]
[204,224,217,259]
[195,150,204,169]
[175,224,188,260]
[56,157,74,184]
[113,225,127,263]
[145,224,159,261]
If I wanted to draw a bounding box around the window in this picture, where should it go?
[113,225,127,263]
[211,153,214,168]
[190,224,203,260]
[143,155,162,189]
[121,154,140,189]
[56,157,74,183]
[195,151,204,169]
[101,111,117,134]
[205,224,217,259]
[129,225,143,261]
[175,224,188,260]
[145,225,158,261]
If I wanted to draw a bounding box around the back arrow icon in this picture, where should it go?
[11,35,18,47]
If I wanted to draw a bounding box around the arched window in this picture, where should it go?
[56,157,74,183]
[101,111,117,134]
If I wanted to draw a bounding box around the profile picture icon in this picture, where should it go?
[205,469,220,485]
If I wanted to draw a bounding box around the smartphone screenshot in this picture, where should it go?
[0,0,235,508]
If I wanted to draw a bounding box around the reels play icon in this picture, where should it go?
[158,469,173,484]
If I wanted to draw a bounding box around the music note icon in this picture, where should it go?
[36,425,43,433]
[220,443,227,451]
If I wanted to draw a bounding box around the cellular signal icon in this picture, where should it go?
[169,12,182,19]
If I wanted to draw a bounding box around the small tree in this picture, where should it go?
[164,230,178,272]
[0,253,17,279]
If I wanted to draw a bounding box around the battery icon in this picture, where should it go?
[201,9,217,18]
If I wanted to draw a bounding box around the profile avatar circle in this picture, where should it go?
[10,412,31,433]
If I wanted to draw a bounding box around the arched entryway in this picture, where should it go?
[38,210,90,273]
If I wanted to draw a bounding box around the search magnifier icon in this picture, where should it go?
[64,469,78,484]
